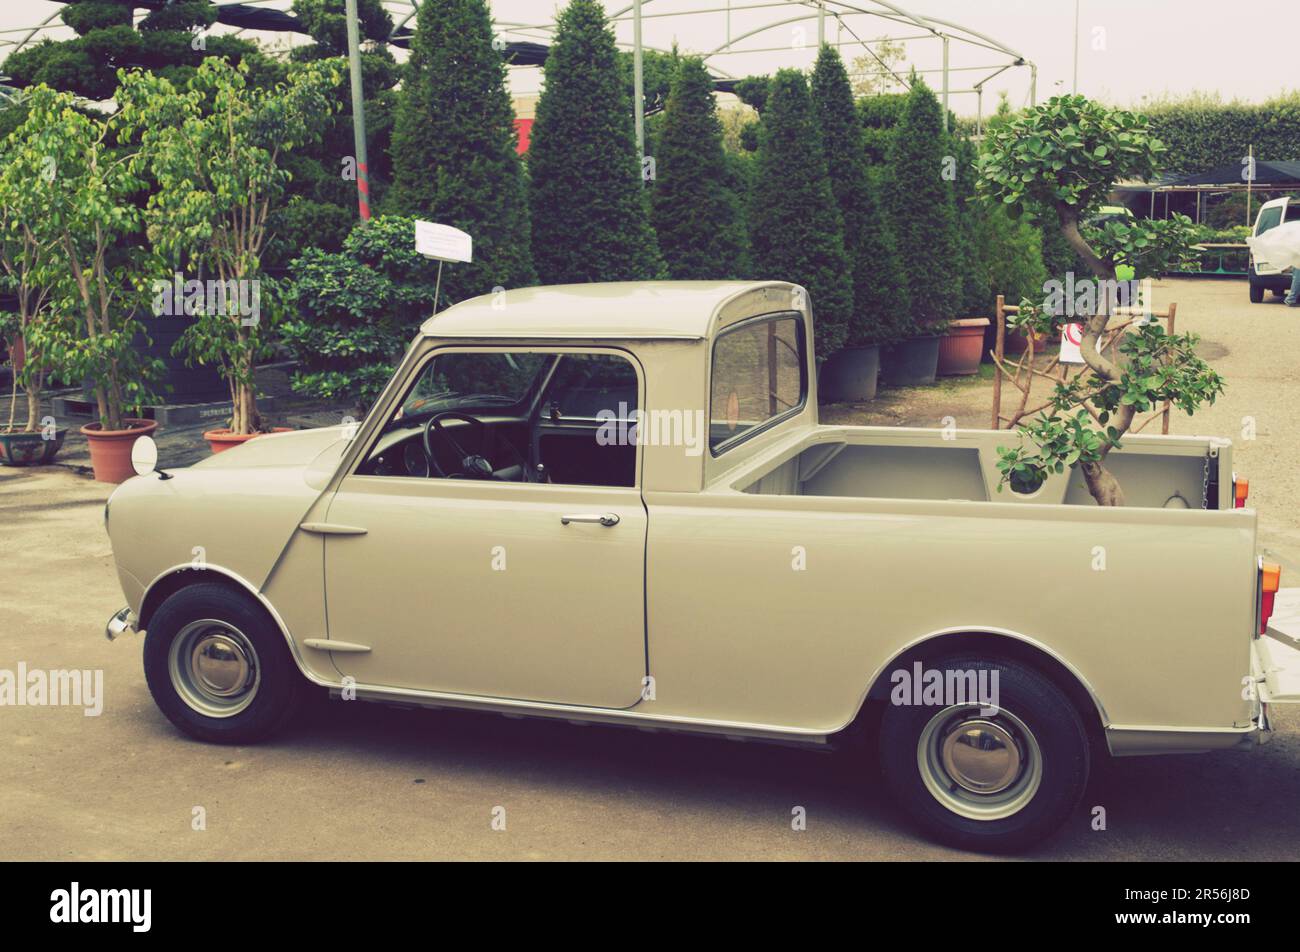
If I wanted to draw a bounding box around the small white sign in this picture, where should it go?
[414,221,473,263]
[1059,323,1084,364]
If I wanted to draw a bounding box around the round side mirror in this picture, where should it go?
[131,435,158,477]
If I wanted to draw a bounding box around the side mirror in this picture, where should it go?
[131,435,159,477]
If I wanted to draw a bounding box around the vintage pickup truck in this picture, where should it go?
[104,280,1293,851]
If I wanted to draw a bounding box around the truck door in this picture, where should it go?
[319,347,648,710]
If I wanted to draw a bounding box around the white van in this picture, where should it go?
[1249,196,1300,302]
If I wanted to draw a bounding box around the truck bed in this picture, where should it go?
[735,425,1234,510]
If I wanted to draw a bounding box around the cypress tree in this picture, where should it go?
[884,76,961,332]
[650,57,748,280]
[390,0,535,305]
[749,69,853,359]
[811,45,909,345]
[528,0,664,283]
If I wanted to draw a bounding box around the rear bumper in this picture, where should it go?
[105,606,139,641]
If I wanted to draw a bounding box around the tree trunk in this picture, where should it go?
[25,385,40,433]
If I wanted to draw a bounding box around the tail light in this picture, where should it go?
[1260,560,1282,635]
[1234,473,1249,508]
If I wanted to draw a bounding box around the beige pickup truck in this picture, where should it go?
[104,281,1291,851]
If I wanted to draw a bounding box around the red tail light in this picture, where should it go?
[1234,474,1249,508]
[1261,561,1281,635]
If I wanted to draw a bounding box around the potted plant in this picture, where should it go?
[978,94,1216,505]
[880,76,959,387]
[116,58,336,453]
[0,109,67,465]
[937,135,991,376]
[812,46,908,402]
[11,85,160,482]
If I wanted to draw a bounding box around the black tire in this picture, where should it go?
[878,655,1090,852]
[143,583,305,744]
[1249,281,1265,303]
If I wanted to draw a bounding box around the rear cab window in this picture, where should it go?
[709,312,806,455]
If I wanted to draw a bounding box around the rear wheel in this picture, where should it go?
[878,655,1090,852]
[143,583,305,743]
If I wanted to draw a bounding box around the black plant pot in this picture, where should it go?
[880,335,941,387]
[820,345,880,402]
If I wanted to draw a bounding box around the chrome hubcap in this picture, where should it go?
[917,705,1042,821]
[941,718,1021,795]
[169,620,260,717]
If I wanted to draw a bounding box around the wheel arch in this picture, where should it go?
[855,627,1110,743]
[138,564,327,685]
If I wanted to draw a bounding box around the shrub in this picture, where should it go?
[528,0,664,283]
[389,0,534,304]
[649,57,748,280]
[884,77,961,335]
[810,45,908,346]
[749,69,852,359]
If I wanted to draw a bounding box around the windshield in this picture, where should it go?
[400,352,551,418]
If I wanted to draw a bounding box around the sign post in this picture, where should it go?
[414,221,473,317]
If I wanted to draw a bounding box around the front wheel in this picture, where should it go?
[143,583,306,744]
[1249,281,1265,303]
[878,656,1090,852]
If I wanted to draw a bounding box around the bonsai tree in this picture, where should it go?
[12,85,160,432]
[389,0,535,304]
[280,215,441,417]
[649,57,748,280]
[810,45,908,347]
[116,58,337,435]
[884,76,961,338]
[978,94,1221,505]
[749,69,853,360]
[528,0,664,283]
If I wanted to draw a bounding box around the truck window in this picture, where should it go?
[1256,204,1284,235]
[710,313,806,454]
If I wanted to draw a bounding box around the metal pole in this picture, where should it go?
[817,1,825,46]
[1030,63,1037,105]
[1072,0,1079,93]
[941,35,949,132]
[633,0,645,183]
[975,86,983,136]
[344,0,371,220]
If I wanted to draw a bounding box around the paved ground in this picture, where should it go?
[5,275,1300,861]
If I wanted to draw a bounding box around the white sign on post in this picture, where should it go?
[414,221,473,263]
[1059,323,1085,364]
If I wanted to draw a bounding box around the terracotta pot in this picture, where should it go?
[937,318,991,376]
[0,427,67,466]
[820,345,880,402]
[80,418,158,484]
[203,426,294,455]
[880,335,942,387]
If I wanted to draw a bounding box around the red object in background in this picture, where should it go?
[1261,562,1281,635]
[514,118,533,155]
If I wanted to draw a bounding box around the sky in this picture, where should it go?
[0,0,1291,117]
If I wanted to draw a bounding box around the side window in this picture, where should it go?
[358,349,639,488]
[710,314,806,454]
[1284,201,1300,224]
[1256,205,1284,235]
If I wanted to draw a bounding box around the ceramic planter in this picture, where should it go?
[937,318,991,376]
[0,427,67,466]
[203,426,294,455]
[880,335,942,387]
[80,418,158,484]
[820,345,881,402]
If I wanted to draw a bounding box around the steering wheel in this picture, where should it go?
[421,411,527,480]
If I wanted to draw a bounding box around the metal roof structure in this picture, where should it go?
[1,1,1038,126]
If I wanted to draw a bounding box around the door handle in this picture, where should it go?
[560,513,620,527]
